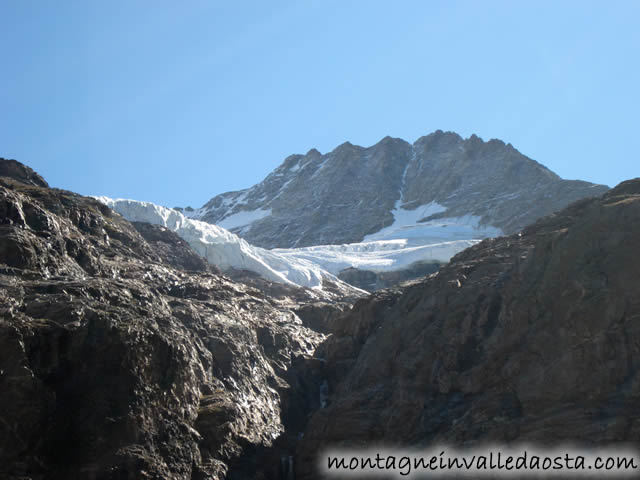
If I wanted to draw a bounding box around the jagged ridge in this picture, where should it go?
[194,131,608,248]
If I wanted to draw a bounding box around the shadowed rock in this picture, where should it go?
[296,178,640,478]
[0,159,331,480]
[0,157,49,188]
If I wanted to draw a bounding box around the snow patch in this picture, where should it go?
[181,207,205,219]
[311,155,331,178]
[364,201,502,243]
[288,161,301,172]
[218,208,271,230]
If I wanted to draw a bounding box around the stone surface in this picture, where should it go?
[337,260,442,292]
[0,161,333,480]
[296,178,640,478]
[0,157,49,188]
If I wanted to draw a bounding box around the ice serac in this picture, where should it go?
[193,131,609,249]
[95,197,362,294]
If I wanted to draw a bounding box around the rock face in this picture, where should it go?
[131,221,215,273]
[337,260,442,292]
[195,132,608,248]
[0,157,49,188]
[296,178,640,478]
[0,161,332,479]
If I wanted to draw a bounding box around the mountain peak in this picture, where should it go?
[336,140,355,150]
[374,135,409,149]
[414,130,463,148]
[486,137,506,147]
[195,131,608,249]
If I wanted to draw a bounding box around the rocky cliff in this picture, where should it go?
[0,159,335,479]
[296,178,640,478]
[195,131,608,248]
[1,156,637,480]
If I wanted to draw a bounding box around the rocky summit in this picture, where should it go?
[195,131,608,248]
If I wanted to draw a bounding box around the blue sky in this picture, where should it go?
[1,1,638,207]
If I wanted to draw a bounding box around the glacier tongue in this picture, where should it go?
[95,197,340,289]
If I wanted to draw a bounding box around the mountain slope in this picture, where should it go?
[193,131,608,249]
[296,178,640,478]
[0,159,332,479]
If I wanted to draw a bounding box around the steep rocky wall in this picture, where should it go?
[297,179,640,478]
[337,260,443,292]
[0,165,330,480]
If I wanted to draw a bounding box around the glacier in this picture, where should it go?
[273,238,479,275]
[96,197,338,289]
[96,197,494,290]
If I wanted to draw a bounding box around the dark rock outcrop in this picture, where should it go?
[293,302,351,335]
[131,221,215,273]
[0,161,330,479]
[195,132,608,248]
[296,179,640,478]
[337,260,443,292]
[0,157,49,188]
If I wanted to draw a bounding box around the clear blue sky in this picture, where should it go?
[1,1,638,208]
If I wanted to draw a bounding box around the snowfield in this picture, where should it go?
[96,197,498,290]
[273,238,479,275]
[216,208,271,231]
[363,201,502,243]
